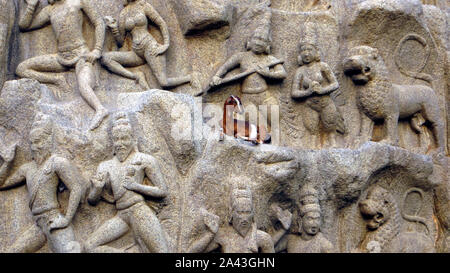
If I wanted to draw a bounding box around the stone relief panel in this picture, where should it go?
[0,0,448,253]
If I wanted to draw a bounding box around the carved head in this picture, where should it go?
[343,46,381,85]
[359,186,392,230]
[298,185,321,236]
[30,114,53,165]
[246,10,272,55]
[230,179,254,237]
[298,43,321,65]
[111,112,136,162]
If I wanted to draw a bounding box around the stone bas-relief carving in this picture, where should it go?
[0,115,86,253]
[85,112,169,253]
[102,0,191,90]
[16,0,108,131]
[0,0,448,253]
[343,45,445,153]
[291,42,345,148]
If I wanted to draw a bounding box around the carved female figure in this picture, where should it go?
[102,0,191,89]
[291,42,345,148]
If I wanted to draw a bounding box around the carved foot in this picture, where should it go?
[89,108,109,131]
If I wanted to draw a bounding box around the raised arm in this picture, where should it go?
[81,0,105,54]
[105,14,126,48]
[214,53,243,80]
[19,0,51,32]
[291,68,312,99]
[316,62,339,95]
[143,2,170,53]
[53,157,87,224]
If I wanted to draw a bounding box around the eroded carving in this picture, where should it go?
[0,114,86,253]
[343,46,445,152]
[274,185,335,253]
[188,179,274,253]
[16,0,109,130]
[291,42,345,148]
[102,0,191,90]
[85,112,169,253]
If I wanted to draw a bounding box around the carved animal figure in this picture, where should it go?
[343,46,444,152]
[357,186,435,253]
[220,95,271,145]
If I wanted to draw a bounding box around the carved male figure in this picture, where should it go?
[291,42,345,147]
[85,112,169,253]
[343,46,445,152]
[0,114,86,253]
[205,8,286,129]
[188,180,274,253]
[102,0,191,90]
[273,185,335,253]
[16,0,108,130]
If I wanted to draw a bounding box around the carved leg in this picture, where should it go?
[101,51,148,89]
[382,114,399,146]
[47,223,81,253]
[75,61,109,130]
[303,108,320,148]
[421,104,445,152]
[84,215,129,253]
[130,204,169,253]
[7,223,46,253]
[358,114,374,146]
[146,53,191,88]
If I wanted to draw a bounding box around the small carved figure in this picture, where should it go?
[188,179,275,253]
[200,7,286,131]
[221,95,271,144]
[273,185,335,253]
[343,46,445,152]
[16,0,109,130]
[0,114,86,253]
[85,112,169,253]
[291,42,345,147]
[102,0,191,90]
[357,185,435,253]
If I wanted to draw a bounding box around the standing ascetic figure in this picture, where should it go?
[188,179,274,253]
[85,112,169,253]
[273,185,335,253]
[0,114,86,253]
[291,42,345,147]
[16,0,108,131]
[102,0,191,90]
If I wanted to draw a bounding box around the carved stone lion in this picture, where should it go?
[357,186,435,253]
[343,46,444,152]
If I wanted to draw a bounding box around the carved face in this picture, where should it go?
[343,46,379,85]
[359,187,391,230]
[231,198,254,237]
[300,44,318,64]
[30,129,52,165]
[112,125,134,162]
[302,211,321,236]
[248,36,269,55]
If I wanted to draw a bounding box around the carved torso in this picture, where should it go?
[214,224,259,253]
[286,233,334,253]
[240,52,279,94]
[49,0,86,52]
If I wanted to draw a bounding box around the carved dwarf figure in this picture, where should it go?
[16,0,108,130]
[205,7,286,129]
[85,112,169,253]
[102,0,191,90]
[188,180,274,253]
[343,46,445,152]
[0,114,86,253]
[273,185,335,253]
[291,42,345,148]
[357,186,435,253]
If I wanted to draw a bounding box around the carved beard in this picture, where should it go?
[115,146,133,162]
